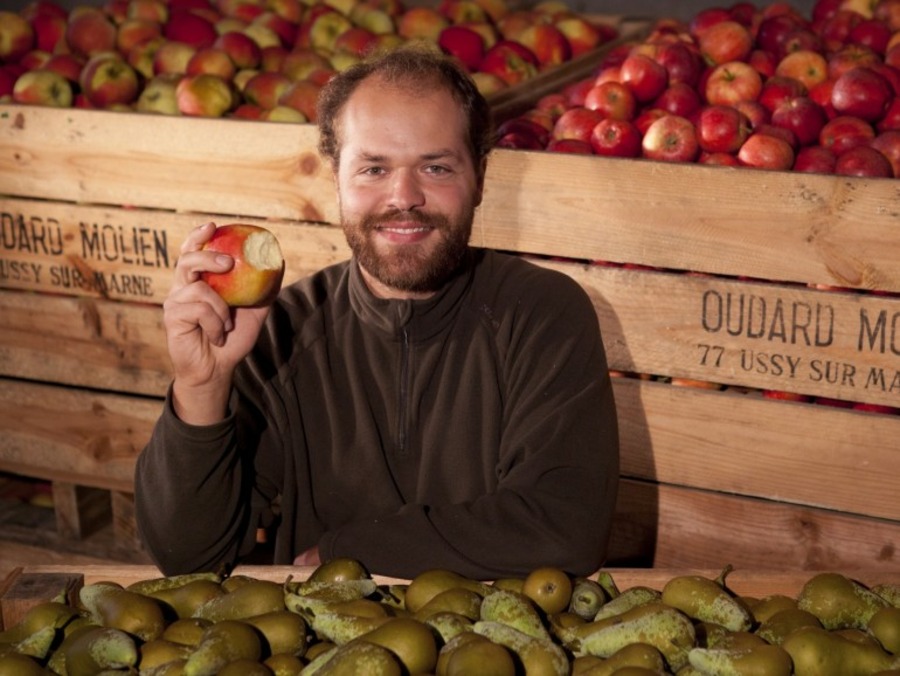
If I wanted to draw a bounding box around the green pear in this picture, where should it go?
[797,572,889,630]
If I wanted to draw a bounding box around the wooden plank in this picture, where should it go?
[4,107,900,291]
[613,378,900,521]
[0,106,338,224]
[474,151,900,292]
[0,379,161,492]
[609,478,900,572]
[0,197,350,304]
[52,482,111,541]
[546,260,900,408]
[1,374,897,526]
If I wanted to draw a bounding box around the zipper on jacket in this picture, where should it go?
[397,326,409,456]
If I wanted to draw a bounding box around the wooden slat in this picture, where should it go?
[0,379,161,492]
[0,197,349,304]
[4,106,900,291]
[614,378,900,521]
[0,106,337,223]
[609,478,900,572]
[2,375,897,523]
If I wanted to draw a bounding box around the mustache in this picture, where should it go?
[362,210,449,229]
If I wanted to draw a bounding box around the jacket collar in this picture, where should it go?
[347,249,477,341]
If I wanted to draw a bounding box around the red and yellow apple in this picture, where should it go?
[201,223,285,307]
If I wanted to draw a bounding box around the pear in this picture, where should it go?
[797,572,889,630]
[127,572,222,596]
[0,601,81,644]
[244,609,308,657]
[404,569,493,614]
[307,558,370,583]
[414,587,483,621]
[661,573,753,632]
[569,601,696,672]
[304,639,402,676]
[357,617,439,675]
[424,610,474,643]
[162,618,213,647]
[443,633,517,676]
[217,658,273,675]
[474,620,569,676]
[192,579,284,621]
[0,625,55,661]
[868,606,900,654]
[0,652,50,676]
[149,579,225,619]
[755,607,822,645]
[479,589,552,641]
[435,631,485,675]
[783,625,900,676]
[138,638,193,671]
[79,582,167,642]
[50,625,138,676]
[571,642,666,676]
[569,578,609,620]
[264,652,305,676]
[305,607,390,645]
[688,644,792,676]
[592,586,661,621]
[182,619,262,676]
[873,583,900,608]
[749,594,798,624]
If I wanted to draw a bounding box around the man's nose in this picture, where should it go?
[388,169,426,211]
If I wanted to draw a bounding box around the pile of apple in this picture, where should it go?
[0,0,615,122]
[497,0,900,178]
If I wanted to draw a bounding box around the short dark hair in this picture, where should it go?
[316,44,493,175]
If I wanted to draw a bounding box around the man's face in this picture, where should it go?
[334,76,484,299]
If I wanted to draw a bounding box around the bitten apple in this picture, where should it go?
[201,224,285,307]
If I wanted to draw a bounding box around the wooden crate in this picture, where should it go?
[1,101,899,574]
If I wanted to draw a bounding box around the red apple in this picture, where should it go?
[771,96,828,145]
[277,79,321,122]
[689,7,732,39]
[732,99,771,130]
[847,17,891,53]
[755,13,806,58]
[584,80,637,120]
[152,40,196,75]
[699,151,741,166]
[12,68,72,107]
[79,53,140,108]
[874,0,900,29]
[186,46,236,79]
[438,25,485,72]
[737,132,795,169]
[820,114,876,153]
[135,72,181,114]
[590,117,642,157]
[876,96,900,130]
[620,52,668,102]
[30,11,67,53]
[793,144,837,172]
[654,40,703,87]
[479,40,538,86]
[704,60,763,106]
[496,116,551,148]
[44,53,83,84]
[241,70,291,109]
[554,14,602,57]
[650,81,702,117]
[177,72,236,116]
[200,224,284,306]
[64,7,117,59]
[562,76,595,107]
[0,11,35,63]
[164,9,218,48]
[634,107,668,134]
[534,91,568,120]
[834,144,894,175]
[698,20,753,65]
[782,27,825,55]
[831,66,893,121]
[516,22,571,69]
[214,31,261,70]
[758,74,807,113]
[641,113,699,162]
[397,6,449,41]
[775,49,829,90]
[749,48,779,79]
[870,129,900,175]
[827,43,881,80]
[546,138,593,154]
[818,8,863,49]
[127,0,169,22]
[470,71,506,96]
[116,17,163,55]
[551,106,604,143]
[696,104,751,153]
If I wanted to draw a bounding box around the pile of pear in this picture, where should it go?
[1,558,899,676]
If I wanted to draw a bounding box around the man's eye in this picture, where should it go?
[363,167,384,176]
[426,165,450,174]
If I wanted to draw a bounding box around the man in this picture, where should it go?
[135,45,619,580]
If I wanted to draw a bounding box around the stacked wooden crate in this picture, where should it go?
[1,96,899,572]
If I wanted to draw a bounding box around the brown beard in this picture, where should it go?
[343,205,474,294]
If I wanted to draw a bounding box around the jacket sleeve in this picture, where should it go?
[318,268,620,580]
[134,388,271,575]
